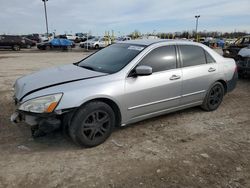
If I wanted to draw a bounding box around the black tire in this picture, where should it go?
[69,101,115,147]
[201,82,224,111]
[45,45,51,50]
[26,44,31,49]
[12,45,20,51]
[95,44,99,49]
[67,46,72,51]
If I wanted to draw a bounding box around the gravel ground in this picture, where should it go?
[0,49,249,188]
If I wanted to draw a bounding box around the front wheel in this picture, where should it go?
[201,82,224,111]
[95,44,99,49]
[45,45,51,50]
[69,101,115,147]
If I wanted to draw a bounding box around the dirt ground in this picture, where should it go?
[0,50,249,188]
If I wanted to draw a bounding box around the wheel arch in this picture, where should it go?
[216,79,227,94]
[78,97,122,127]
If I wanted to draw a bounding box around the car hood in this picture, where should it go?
[14,64,107,101]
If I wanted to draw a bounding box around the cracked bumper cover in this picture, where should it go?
[10,110,62,133]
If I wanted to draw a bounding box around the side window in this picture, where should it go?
[235,38,243,45]
[242,37,250,44]
[205,51,216,63]
[138,46,177,72]
[179,45,206,67]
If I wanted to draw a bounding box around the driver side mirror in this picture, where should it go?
[135,65,152,76]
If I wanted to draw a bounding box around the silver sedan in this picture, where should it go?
[11,39,238,147]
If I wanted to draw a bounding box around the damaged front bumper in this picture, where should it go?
[10,110,62,137]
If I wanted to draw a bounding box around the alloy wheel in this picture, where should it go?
[81,110,111,141]
[208,85,223,108]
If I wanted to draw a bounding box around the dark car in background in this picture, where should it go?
[22,37,37,49]
[223,35,250,60]
[0,35,25,51]
[37,38,75,50]
[24,34,41,43]
[75,33,95,43]
[237,45,250,78]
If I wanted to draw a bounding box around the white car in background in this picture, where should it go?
[80,37,111,49]
[39,34,49,42]
[66,34,77,41]
[114,36,132,43]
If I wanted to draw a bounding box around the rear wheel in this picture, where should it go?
[69,101,115,147]
[201,82,224,111]
[12,45,20,51]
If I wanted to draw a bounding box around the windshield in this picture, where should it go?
[78,43,145,73]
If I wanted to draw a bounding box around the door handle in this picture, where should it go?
[170,75,181,80]
[208,67,216,72]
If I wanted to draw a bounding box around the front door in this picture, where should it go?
[124,45,182,122]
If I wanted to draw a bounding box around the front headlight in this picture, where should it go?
[19,93,63,113]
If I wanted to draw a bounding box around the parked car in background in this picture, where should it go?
[201,37,214,46]
[11,40,237,147]
[75,33,86,43]
[22,37,36,49]
[24,34,41,43]
[0,35,25,51]
[80,37,111,49]
[39,34,49,42]
[223,35,250,59]
[66,34,77,41]
[225,38,237,46]
[237,45,250,78]
[56,34,67,39]
[37,38,75,50]
[77,35,95,43]
[113,36,132,43]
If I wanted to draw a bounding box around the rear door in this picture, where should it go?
[178,45,218,105]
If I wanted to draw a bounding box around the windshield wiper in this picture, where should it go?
[78,64,110,74]
[79,65,96,71]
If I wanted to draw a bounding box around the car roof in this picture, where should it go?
[118,39,224,61]
[119,39,198,46]
[120,39,170,46]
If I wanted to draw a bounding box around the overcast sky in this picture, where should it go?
[0,0,249,35]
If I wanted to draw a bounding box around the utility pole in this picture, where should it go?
[195,15,200,42]
[42,0,49,38]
